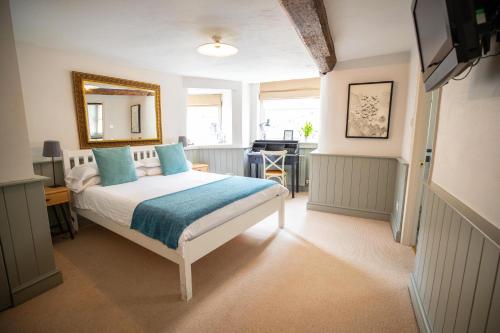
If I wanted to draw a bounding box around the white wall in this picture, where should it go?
[318,52,410,157]
[432,51,500,226]
[16,42,186,151]
[248,83,260,143]
[0,1,33,183]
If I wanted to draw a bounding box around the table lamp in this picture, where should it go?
[42,140,61,187]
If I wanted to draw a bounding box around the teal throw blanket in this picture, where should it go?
[131,176,277,249]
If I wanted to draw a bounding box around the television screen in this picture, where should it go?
[412,0,490,91]
[413,0,453,69]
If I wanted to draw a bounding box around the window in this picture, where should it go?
[87,103,103,139]
[186,89,232,145]
[260,97,320,142]
[187,105,222,145]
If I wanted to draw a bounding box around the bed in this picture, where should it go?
[63,146,287,301]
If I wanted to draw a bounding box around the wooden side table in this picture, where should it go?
[44,186,74,239]
[192,163,209,172]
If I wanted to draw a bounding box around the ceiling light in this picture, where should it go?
[197,36,238,57]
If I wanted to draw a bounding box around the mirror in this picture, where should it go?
[72,71,162,148]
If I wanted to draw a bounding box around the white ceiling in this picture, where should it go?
[11,0,414,82]
[324,0,415,61]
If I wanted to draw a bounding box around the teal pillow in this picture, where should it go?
[92,146,138,186]
[155,143,189,175]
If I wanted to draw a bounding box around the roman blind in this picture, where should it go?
[259,77,320,100]
[187,94,222,107]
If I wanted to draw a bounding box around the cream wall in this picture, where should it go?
[318,52,410,157]
[432,51,500,227]
[0,1,33,182]
[15,42,186,152]
[400,47,421,162]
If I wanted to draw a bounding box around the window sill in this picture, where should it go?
[184,144,247,150]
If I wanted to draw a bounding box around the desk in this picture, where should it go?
[247,152,299,198]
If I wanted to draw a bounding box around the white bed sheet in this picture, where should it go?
[72,170,288,253]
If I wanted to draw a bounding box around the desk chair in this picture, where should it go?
[261,150,287,186]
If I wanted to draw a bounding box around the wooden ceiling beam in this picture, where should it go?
[280,0,336,74]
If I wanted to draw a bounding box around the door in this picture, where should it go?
[415,89,440,242]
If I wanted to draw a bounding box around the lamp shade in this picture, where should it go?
[178,136,188,147]
[42,140,61,157]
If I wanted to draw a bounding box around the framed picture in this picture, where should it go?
[346,81,393,139]
[131,104,141,133]
[283,130,294,140]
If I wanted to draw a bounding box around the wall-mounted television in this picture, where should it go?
[412,0,499,92]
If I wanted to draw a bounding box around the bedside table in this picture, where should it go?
[44,186,74,239]
[192,163,209,172]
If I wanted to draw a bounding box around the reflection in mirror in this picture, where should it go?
[72,71,162,148]
[87,103,103,139]
[84,82,157,141]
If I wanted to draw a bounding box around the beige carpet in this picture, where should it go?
[0,194,417,333]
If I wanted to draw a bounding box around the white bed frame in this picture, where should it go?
[63,146,285,301]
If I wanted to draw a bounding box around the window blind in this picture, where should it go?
[259,77,320,100]
[187,94,222,107]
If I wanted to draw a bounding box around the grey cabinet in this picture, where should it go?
[0,176,62,309]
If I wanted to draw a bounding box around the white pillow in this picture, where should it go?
[141,157,161,168]
[80,176,101,192]
[145,166,162,176]
[66,161,144,192]
[140,158,192,171]
[65,163,99,192]
[136,168,146,177]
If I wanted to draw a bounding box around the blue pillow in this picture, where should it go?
[92,146,138,186]
[155,143,189,175]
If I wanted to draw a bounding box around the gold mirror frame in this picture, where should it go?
[72,71,163,148]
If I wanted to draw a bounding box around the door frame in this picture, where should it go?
[400,76,441,246]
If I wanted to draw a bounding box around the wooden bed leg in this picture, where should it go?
[179,259,192,301]
[279,195,285,229]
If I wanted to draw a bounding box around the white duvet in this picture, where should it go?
[72,170,288,253]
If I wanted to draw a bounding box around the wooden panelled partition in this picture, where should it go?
[307,153,404,221]
[0,177,62,308]
[184,147,247,176]
[409,183,500,333]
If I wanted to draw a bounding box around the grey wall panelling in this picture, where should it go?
[307,153,403,222]
[0,244,12,310]
[0,177,62,308]
[32,160,64,186]
[186,148,247,176]
[409,183,500,333]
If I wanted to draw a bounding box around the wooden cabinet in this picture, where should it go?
[192,163,209,172]
[44,186,70,206]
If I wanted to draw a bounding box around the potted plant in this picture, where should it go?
[301,121,313,142]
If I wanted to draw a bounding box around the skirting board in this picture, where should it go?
[11,270,62,305]
[307,203,390,221]
[408,274,431,333]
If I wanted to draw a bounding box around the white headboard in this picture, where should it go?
[62,145,158,176]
